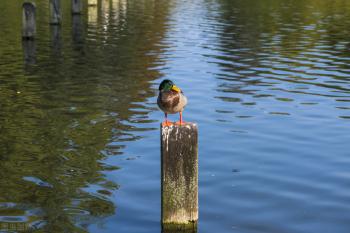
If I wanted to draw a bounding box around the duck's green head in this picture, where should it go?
[159,79,181,92]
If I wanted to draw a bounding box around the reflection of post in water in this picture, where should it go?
[101,0,111,10]
[111,0,119,19]
[111,0,123,21]
[72,14,84,48]
[22,2,37,65]
[88,0,98,6]
[112,0,127,18]
[100,0,111,36]
[111,0,119,9]
[72,0,82,14]
[110,0,127,21]
[50,25,61,53]
[101,0,111,16]
[22,39,36,64]
[101,0,111,20]
[88,2,98,25]
[49,0,61,25]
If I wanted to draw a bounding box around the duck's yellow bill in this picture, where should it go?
[171,85,181,92]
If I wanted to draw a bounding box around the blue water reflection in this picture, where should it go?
[0,0,350,233]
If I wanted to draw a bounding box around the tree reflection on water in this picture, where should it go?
[0,0,171,231]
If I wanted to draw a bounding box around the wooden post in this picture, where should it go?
[49,0,61,24]
[72,0,82,14]
[22,2,36,39]
[88,0,98,6]
[161,123,198,231]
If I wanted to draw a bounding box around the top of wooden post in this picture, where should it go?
[161,122,198,152]
[161,122,197,130]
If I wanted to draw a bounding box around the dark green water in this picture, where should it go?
[0,0,350,232]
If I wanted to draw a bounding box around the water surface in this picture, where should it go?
[0,0,350,232]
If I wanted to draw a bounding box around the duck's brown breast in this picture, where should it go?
[157,91,181,114]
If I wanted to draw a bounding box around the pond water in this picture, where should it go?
[1,0,350,232]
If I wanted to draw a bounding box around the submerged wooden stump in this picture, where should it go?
[50,0,61,24]
[22,2,36,39]
[161,123,198,230]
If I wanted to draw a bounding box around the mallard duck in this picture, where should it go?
[157,79,188,126]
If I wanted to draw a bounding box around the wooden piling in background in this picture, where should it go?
[161,123,198,230]
[50,0,61,24]
[22,2,36,39]
[72,0,83,14]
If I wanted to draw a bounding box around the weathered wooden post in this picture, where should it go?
[72,0,83,14]
[49,0,61,24]
[161,123,198,231]
[88,0,98,6]
[22,2,36,39]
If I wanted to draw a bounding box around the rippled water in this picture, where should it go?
[1,0,350,232]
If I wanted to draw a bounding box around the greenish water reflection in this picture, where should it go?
[0,0,170,232]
